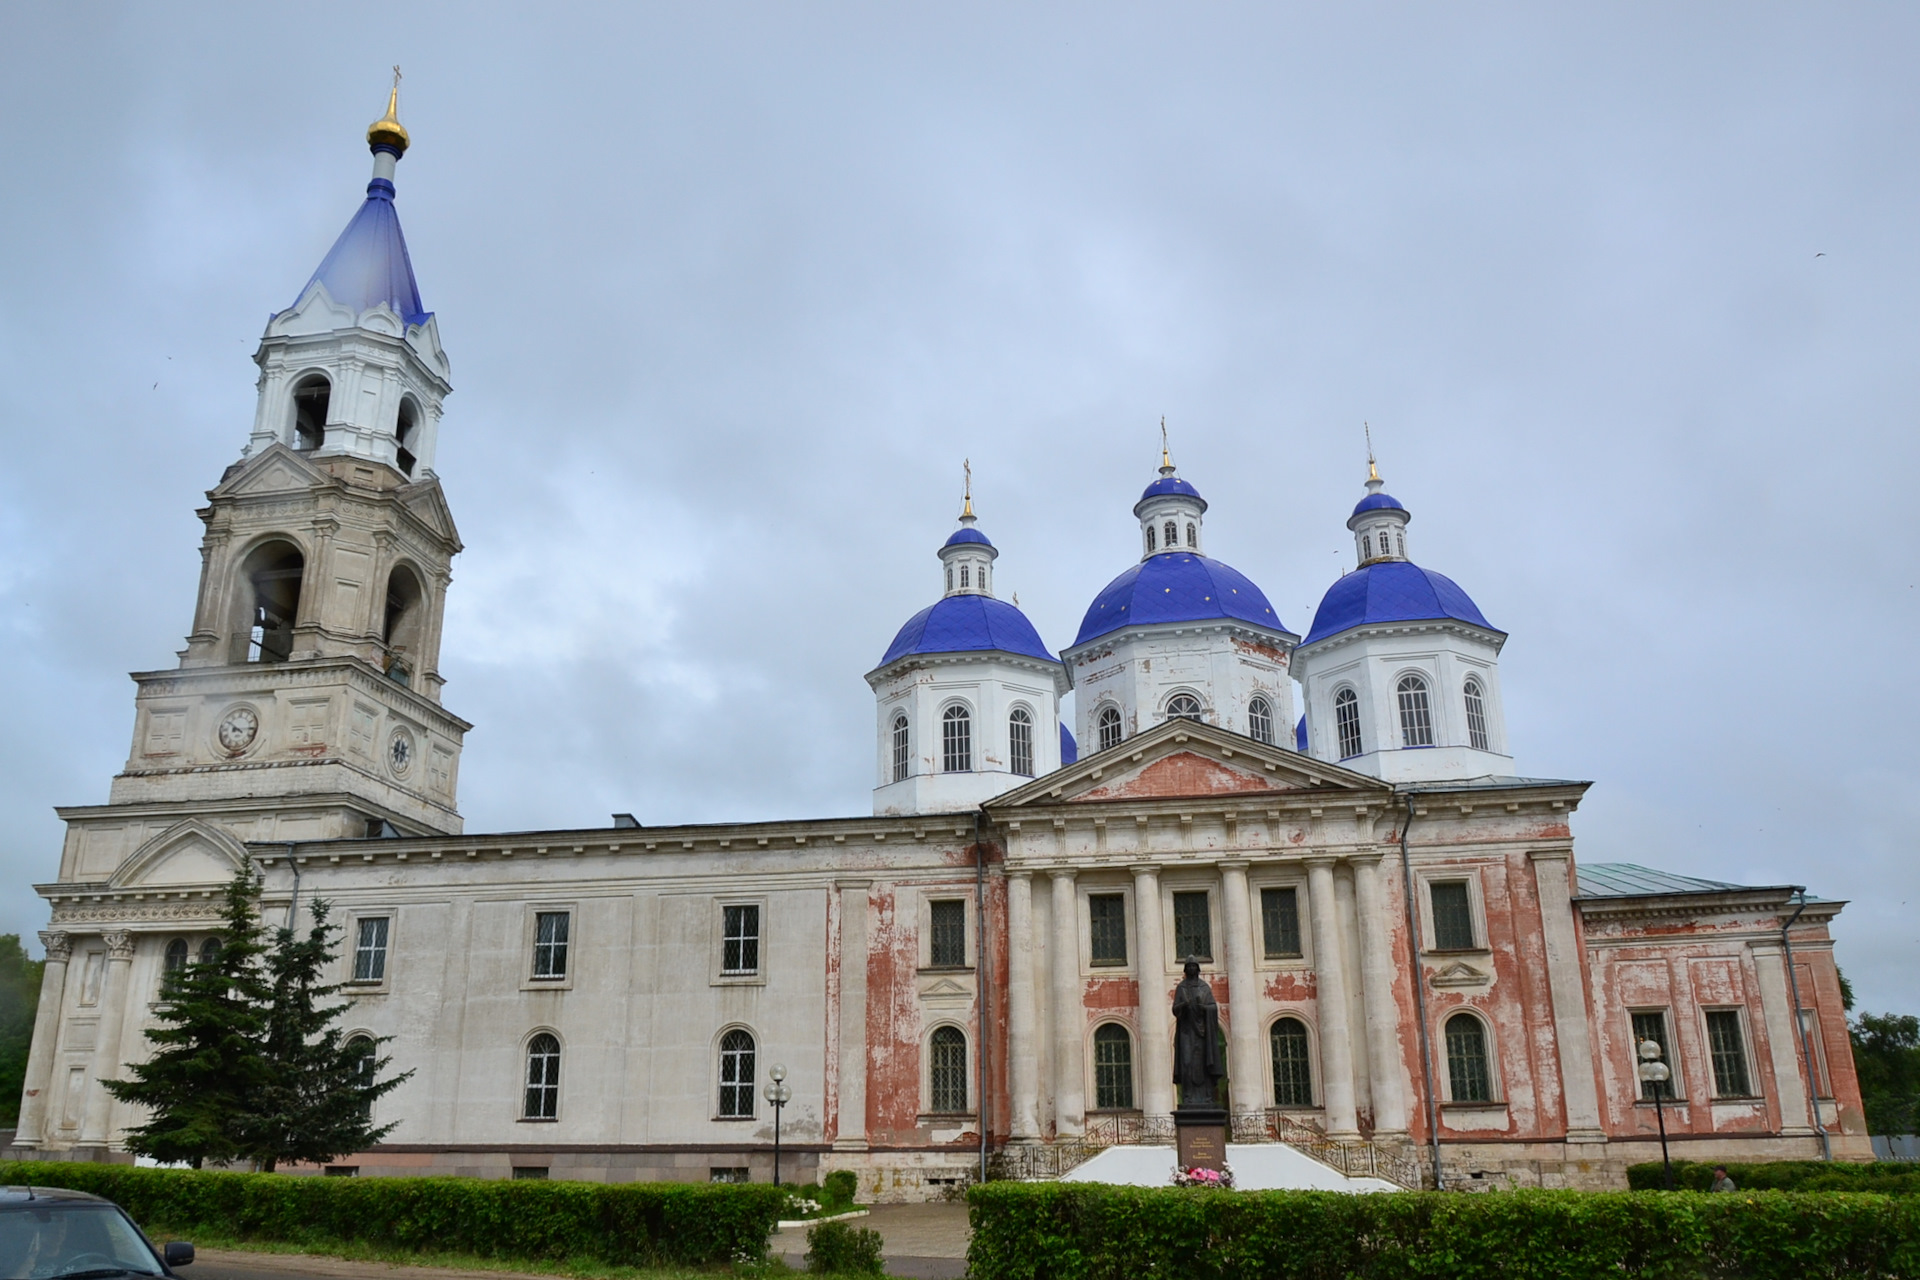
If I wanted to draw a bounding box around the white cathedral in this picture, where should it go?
[7,94,1870,1195]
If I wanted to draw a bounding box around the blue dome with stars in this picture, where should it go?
[1073,553,1290,648]
[880,594,1059,668]
[943,526,993,548]
[1302,560,1501,648]
[1134,474,1207,514]
[1350,491,1406,518]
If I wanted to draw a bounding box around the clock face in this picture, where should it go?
[387,727,414,777]
[216,706,259,753]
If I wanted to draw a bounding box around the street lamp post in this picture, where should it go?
[1637,1038,1673,1190]
[764,1064,792,1187]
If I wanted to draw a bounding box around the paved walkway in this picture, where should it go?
[771,1202,972,1279]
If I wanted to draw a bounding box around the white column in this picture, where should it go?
[1527,852,1606,1142]
[1750,939,1815,1137]
[15,931,72,1147]
[1048,869,1085,1136]
[79,931,135,1146]
[1006,871,1040,1139]
[833,880,871,1150]
[1351,854,1410,1138]
[1306,858,1360,1139]
[1130,864,1174,1122]
[1218,861,1264,1121]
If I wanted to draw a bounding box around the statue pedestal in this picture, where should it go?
[1174,1108,1229,1172]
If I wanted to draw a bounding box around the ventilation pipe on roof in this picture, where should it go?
[1781,889,1831,1161]
[1400,793,1444,1189]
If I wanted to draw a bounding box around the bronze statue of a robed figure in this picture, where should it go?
[1171,956,1225,1110]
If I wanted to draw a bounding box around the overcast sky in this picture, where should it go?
[1,4,1914,1012]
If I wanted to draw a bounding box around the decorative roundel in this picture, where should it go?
[387,726,415,778]
[215,706,259,754]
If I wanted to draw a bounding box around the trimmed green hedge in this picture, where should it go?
[967,1181,1920,1279]
[0,1162,784,1268]
[1628,1158,1920,1195]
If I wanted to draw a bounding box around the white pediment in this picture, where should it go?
[110,819,250,889]
[214,443,326,498]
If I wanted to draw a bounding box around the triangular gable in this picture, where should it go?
[212,442,329,499]
[110,819,251,889]
[987,717,1384,810]
[396,476,462,550]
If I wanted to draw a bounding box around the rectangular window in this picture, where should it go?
[1260,887,1302,958]
[1631,1010,1675,1100]
[1705,1009,1753,1097]
[928,899,967,968]
[1088,894,1128,966]
[1429,881,1476,951]
[352,916,389,982]
[532,911,570,979]
[722,904,761,974]
[1172,891,1212,963]
[511,1166,548,1180]
[709,1167,749,1184]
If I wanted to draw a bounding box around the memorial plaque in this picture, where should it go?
[1174,1107,1229,1172]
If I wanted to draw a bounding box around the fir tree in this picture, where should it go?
[103,869,273,1167]
[246,897,411,1170]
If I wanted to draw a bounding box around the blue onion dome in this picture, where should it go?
[1074,553,1288,647]
[1134,473,1207,515]
[1303,561,1503,647]
[1060,723,1079,766]
[881,595,1059,667]
[1295,715,1308,752]
[944,526,994,548]
[1350,490,1406,518]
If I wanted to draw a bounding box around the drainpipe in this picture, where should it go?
[1781,889,1831,1161]
[975,810,990,1184]
[283,843,302,929]
[1399,793,1444,1189]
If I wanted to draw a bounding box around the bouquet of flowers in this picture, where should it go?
[1172,1163,1235,1189]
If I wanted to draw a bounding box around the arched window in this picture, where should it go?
[524,1033,560,1119]
[942,705,972,772]
[891,714,911,783]
[1334,688,1363,759]
[1097,705,1123,752]
[1396,674,1434,747]
[1463,677,1489,751]
[1270,1017,1314,1107]
[719,1029,756,1117]
[960,564,970,589]
[1444,1013,1492,1103]
[395,398,420,478]
[1009,707,1034,777]
[1395,531,1404,557]
[946,565,953,591]
[1145,525,1157,552]
[1092,1023,1134,1110]
[232,541,305,664]
[1363,534,1374,560]
[1164,521,1178,548]
[383,565,424,686]
[1166,693,1202,721]
[1185,522,1196,549]
[346,1034,378,1123]
[291,375,330,452]
[163,938,188,977]
[198,938,222,966]
[1247,696,1274,745]
[929,1026,968,1113]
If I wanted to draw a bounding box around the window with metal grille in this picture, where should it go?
[1009,707,1034,776]
[1164,521,1178,547]
[1093,1023,1134,1109]
[1444,1013,1492,1103]
[1429,881,1475,950]
[1705,1010,1753,1097]
[1097,705,1123,752]
[1270,1016,1314,1106]
[1166,693,1202,720]
[532,911,569,978]
[929,899,967,967]
[163,938,188,978]
[1088,893,1128,965]
[1261,887,1302,958]
[1173,891,1212,962]
[199,938,222,966]
[1248,696,1274,745]
[1396,674,1433,746]
[891,714,910,782]
[524,1033,560,1119]
[929,1026,968,1113]
[722,904,760,974]
[942,705,972,772]
[1334,688,1363,759]
[718,1029,756,1117]
[353,917,389,982]
[1631,1010,1676,1100]
[1463,677,1489,751]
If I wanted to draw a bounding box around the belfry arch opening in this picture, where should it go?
[395,398,420,477]
[231,540,305,664]
[383,564,425,685]
[290,375,331,452]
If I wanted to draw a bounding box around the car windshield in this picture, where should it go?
[0,1204,164,1280]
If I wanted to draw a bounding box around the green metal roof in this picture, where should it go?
[1575,862,1801,899]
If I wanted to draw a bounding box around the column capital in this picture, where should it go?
[1303,853,1338,871]
[1217,859,1251,873]
[39,931,71,964]
[1047,866,1077,882]
[1346,849,1385,867]
[1526,848,1574,864]
[1128,863,1161,878]
[834,878,873,892]
[104,931,136,959]
[1006,868,1033,883]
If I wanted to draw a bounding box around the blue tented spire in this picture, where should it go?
[299,178,429,325]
